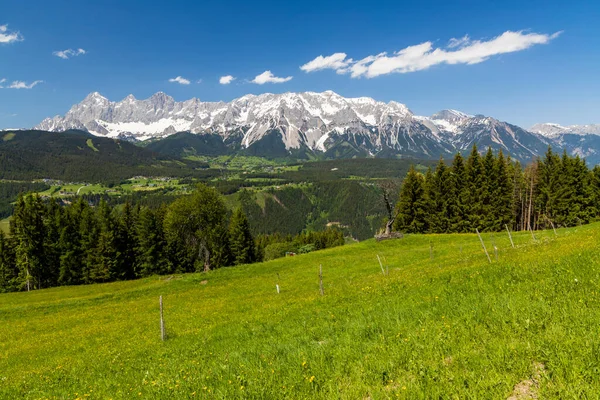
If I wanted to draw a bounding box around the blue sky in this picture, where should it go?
[1,0,598,129]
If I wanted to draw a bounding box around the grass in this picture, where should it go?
[86,139,99,152]
[0,217,10,234]
[1,224,600,398]
[2,132,16,142]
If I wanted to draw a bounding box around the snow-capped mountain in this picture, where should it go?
[35,91,571,162]
[530,123,600,137]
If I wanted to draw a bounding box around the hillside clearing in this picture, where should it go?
[1,224,599,398]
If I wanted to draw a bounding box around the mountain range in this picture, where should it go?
[35,91,600,164]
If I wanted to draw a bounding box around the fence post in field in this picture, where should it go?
[276,284,280,294]
[476,229,492,264]
[505,224,515,248]
[377,255,385,275]
[550,221,557,236]
[319,264,324,296]
[159,295,165,341]
[529,226,536,241]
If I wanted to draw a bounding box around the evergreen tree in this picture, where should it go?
[12,194,47,290]
[450,152,469,232]
[114,202,138,280]
[58,198,85,286]
[91,199,113,282]
[465,145,485,231]
[0,231,17,292]
[489,150,513,231]
[229,208,256,265]
[43,199,62,288]
[136,206,169,277]
[393,166,428,233]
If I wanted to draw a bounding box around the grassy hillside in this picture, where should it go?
[1,224,599,398]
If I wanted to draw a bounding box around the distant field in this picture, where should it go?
[1,224,599,398]
[0,217,10,234]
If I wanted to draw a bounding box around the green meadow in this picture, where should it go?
[1,224,599,399]
[0,217,10,234]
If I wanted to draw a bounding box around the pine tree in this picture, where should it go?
[58,199,85,286]
[136,206,169,277]
[489,150,513,231]
[12,194,47,290]
[43,199,62,288]
[465,144,485,231]
[481,147,497,230]
[393,165,428,233]
[0,231,18,292]
[427,158,454,233]
[229,208,256,265]
[91,199,113,283]
[79,203,100,284]
[450,152,469,232]
[114,202,138,280]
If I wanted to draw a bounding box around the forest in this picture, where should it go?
[0,185,344,292]
[393,146,600,234]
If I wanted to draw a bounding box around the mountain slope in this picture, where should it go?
[0,129,208,182]
[35,91,600,164]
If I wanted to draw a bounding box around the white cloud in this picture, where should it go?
[0,78,5,88]
[7,80,43,89]
[300,53,352,73]
[0,24,23,44]
[301,30,562,78]
[53,48,87,59]
[219,75,235,85]
[196,79,203,84]
[168,76,191,85]
[251,70,293,84]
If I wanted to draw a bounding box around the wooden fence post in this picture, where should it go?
[319,264,324,296]
[476,229,492,264]
[429,241,434,260]
[159,295,165,341]
[505,224,515,248]
[550,221,557,236]
[377,255,385,275]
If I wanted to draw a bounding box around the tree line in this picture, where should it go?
[393,146,600,234]
[0,184,344,292]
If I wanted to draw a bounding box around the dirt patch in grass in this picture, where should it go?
[507,362,545,400]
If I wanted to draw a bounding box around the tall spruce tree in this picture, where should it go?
[450,152,470,232]
[489,150,514,231]
[0,231,17,292]
[12,194,46,290]
[466,145,485,231]
[229,208,256,265]
[393,166,428,233]
[136,206,169,277]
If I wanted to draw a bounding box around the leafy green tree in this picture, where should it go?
[164,184,231,272]
[229,208,256,265]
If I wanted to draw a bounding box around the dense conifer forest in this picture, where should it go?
[0,185,344,292]
[393,146,600,234]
